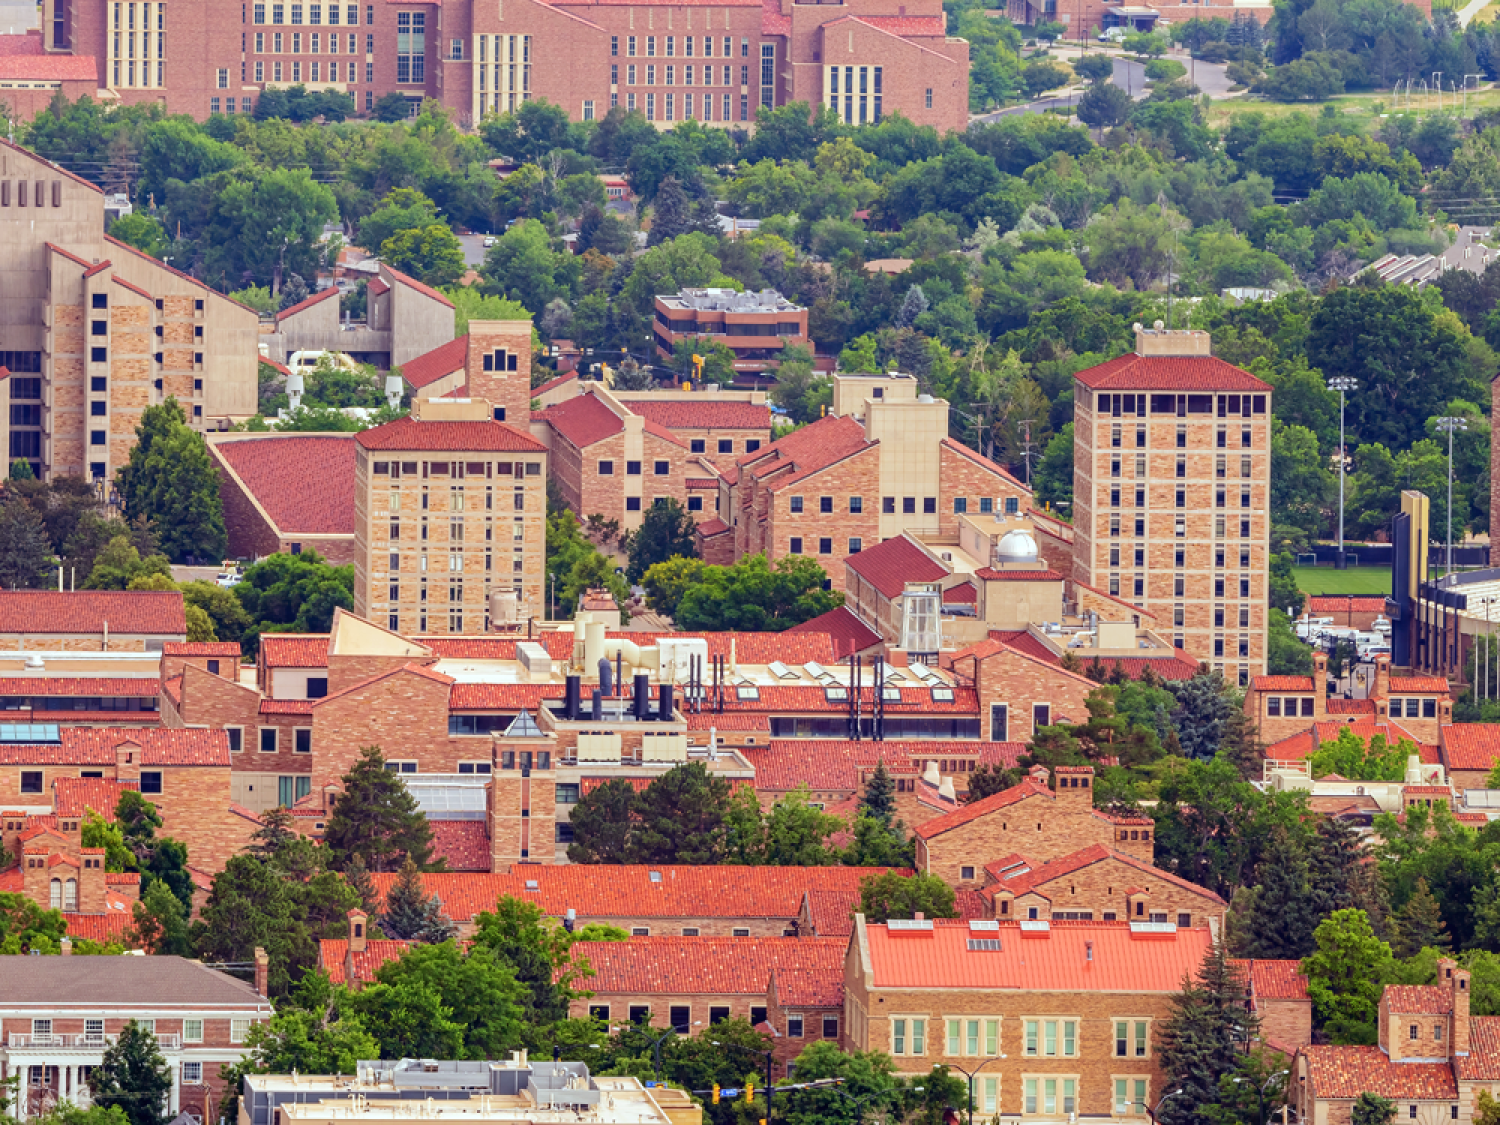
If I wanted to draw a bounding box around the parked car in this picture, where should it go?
[483,235,496,247]
[215,572,243,588]
[1097,26,1127,41]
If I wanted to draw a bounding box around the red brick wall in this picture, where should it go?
[960,647,1095,744]
[937,440,1030,538]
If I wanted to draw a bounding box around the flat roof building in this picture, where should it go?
[653,289,809,378]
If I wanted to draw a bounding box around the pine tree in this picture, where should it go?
[117,399,227,565]
[859,761,897,827]
[278,272,310,309]
[251,806,297,859]
[1390,877,1451,958]
[647,176,694,246]
[323,745,435,872]
[91,1021,172,1125]
[7,460,32,481]
[1352,1094,1396,1125]
[0,496,51,589]
[1158,938,1255,1125]
[380,855,457,943]
[1236,827,1318,960]
[127,879,192,956]
[895,284,929,328]
[344,854,380,914]
[1307,817,1365,919]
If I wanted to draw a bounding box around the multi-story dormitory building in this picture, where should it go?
[0,142,257,481]
[26,0,968,130]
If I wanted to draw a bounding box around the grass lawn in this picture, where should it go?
[1202,86,1500,128]
[1292,566,1392,597]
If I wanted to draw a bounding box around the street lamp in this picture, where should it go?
[1147,1089,1184,1125]
[1230,1070,1288,1125]
[944,1059,1007,1125]
[711,1039,776,1120]
[1436,416,1470,577]
[1327,376,1357,570]
[625,1022,700,1080]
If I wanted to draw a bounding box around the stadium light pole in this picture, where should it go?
[1328,376,1357,570]
[1437,415,1470,577]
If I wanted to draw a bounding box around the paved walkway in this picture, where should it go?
[1458,0,1491,28]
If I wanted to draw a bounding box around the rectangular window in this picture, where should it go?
[230,1019,250,1044]
[260,727,278,753]
[183,1020,203,1043]
[20,771,41,794]
[139,771,163,795]
[1116,1079,1147,1116]
[182,1062,202,1084]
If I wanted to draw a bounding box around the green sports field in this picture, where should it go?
[1292,566,1392,597]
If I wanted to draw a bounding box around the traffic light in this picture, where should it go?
[744,1079,754,1104]
[711,1085,720,1105]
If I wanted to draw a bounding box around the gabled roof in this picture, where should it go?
[783,606,881,659]
[913,779,1053,841]
[1457,1016,1500,1081]
[429,821,491,872]
[382,264,456,309]
[863,919,1214,991]
[320,938,412,986]
[542,391,625,448]
[1232,959,1310,1002]
[939,438,1028,490]
[0,591,185,636]
[844,534,947,600]
[260,635,330,669]
[1389,676,1449,694]
[627,400,772,431]
[571,936,844,995]
[1074,352,1271,392]
[163,642,241,657]
[400,335,468,390]
[1301,1044,1456,1099]
[355,416,545,453]
[0,954,272,1007]
[0,677,157,696]
[212,434,358,536]
[52,778,136,819]
[1443,724,1500,771]
[771,966,844,1007]
[273,285,339,324]
[1384,985,1452,1014]
[369,865,901,922]
[737,415,872,491]
[0,138,103,195]
[989,844,1226,906]
[1251,676,1315,692]
[0,54,99,79]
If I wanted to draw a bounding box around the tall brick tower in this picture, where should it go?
[1071,325,1273,682]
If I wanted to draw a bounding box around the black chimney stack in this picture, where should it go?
[564,674,581,720]
[633,672,651,720]
[591,689,602,722]
[658,683,675,721]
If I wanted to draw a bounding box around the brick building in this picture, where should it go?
[352,398,549,636]
[33,0,967,131]
[652,289,808,377]
[0,33,100,121]
[1071,327,1272,682]
[1294,960,1500,1125]
[209,433,358,564]
[0,954,272,1120]
[0,140,257,480]
[1234,959,1312,1054]
[706,371,1030,591]
[844,914,1216,1118]
[533,385,770,533]
[565,935,846,1072]
[913,767,1155,887]
[1246,653,1453,746]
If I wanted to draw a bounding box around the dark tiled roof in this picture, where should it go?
[0,955,272,1008]
[402,336,468,389]
[542,392,625,449]
[782,606,880,659]
[844,535,947,599]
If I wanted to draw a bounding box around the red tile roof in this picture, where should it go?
[686,477,719,489]
[1302,1044,1457,1099]
[761,0,792,33]
[273,286,339,324]
[401,336,468,390]
[0,591,185,636]
[1327,699,1376,715]
[864,919,1214,991]
[63,728,231,766]
[383,264,456,309]
[542,392,625,449]
[572,935,844,995]
[1307,596,1387,614]
[1457,1017,1500,1081]
[738,415,872,491]
[355,417,545,453]
[1251,676,1315,692]
[425,633,570,660]
[1070,580,1159,621]
[627,401,772,431]
[260,700,315,715]
[1390,676,1450,694]
[783,606,881,659]
[771,966,844,1007]
[52,778,136,818]
[1232,959,1310,1003]
[695,518,731,537]
[844,535,947,599]
[162,643,241,657]
[62,904,136,943]
[532,371,577,397]
[1443,725,1500,770]
[369,865,900,922]
[989,844,1225,906]
[1074,353,1271,392]
[429,821,493,871]
[321,938,413,985]
[913,779,1054,840]
[0,31,44,56]
[1385,985,1452,1014]
[944,581,977,605]
[853,13,945,33]
[747,739,1025,794]
[973,568,1062,582]
[0,54,99,80]
[260,635,330,669]
[0,677,158,696]
[212,435,358,535]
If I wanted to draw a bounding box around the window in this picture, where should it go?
[183,1019,203,1043]
[848,538,862,554]
[788,1014,805,1037]
[83,1019,104,1044]
[598,460,614,475]
[690,439,705,453]
[295,729,312,754]
[20,771,41,794]
[31,1019,51,1042]
[954,497,967,514]
[990,704,1008,742]
[1115,1079,1147,1116]
[892,1017,924,1056]
[654,460,669,476]
[1024,1019,1077,1057]
[719,439,733,453]
[823,1017,838,1039]
[1116,1020,1148,1057]
[182,1063,202,1085]
[227,728,242,753]
[789,537,802,555]
[682,927,700,937]
[669,1006,690,1033]
[923,497,936,514]
[818,538,832,555]
[1024,1078,1076,1116]
[903,497,916,514]
[260,728,278,753]
[231,1019,250,1044]
[139,771,162,795]
[626,460,641,476]
[850,496,863,513]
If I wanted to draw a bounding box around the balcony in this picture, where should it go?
[7,1034,182,1050]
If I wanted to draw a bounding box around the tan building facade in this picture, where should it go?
[0,140,256,481]
[1071,328,1272,682]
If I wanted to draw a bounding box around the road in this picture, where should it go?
[1459,0,1491,27]
[971,52,1233,123]
[457,233,490,269]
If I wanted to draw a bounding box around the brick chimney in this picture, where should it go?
[59,937,71,956]
[1374,655,1392,707]
[113,739,141,785]
[1311,651,1329,720]
[1054,766,1094,809]
[253,947,269,997]
[348,909,368,954]
[1441,957,1471,1056]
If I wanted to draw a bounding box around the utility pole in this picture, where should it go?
[1328,376,1357,570]
[1019,419,1038,487]
[1437,415,1469,577]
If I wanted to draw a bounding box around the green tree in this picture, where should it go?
[1168,672,1238,761]
[468,896,594,1037]
[8,460,32,481]
[0,497,53,589]
[126,879,192,956]
[859,762,897,827]
[1302,909,1394,1044]
[1269,552,1304,616]
[115,791,194,912]
[769,344,831,425]
[565,778,637,864]
[380,855,457,942]
[1268,609,1313,677]
[365,941,526,1058]
[1389,876,1451,958]
[674,554,842,632]
[323,746,436,873]
[639,557,709,618]
[1084,199,1179,290]
[1352,1094,1397,1125]
[233,550,354,653]
[857,872,957,923]
[115,400,227,565]
[90,1021,172,1125]
[632,762,732,865]
[1157,939,1254,1125]
[83,536,172,591]
[107,213,168,258]
[1033,423,1074,514]
[196,167,338,294]
[1076,82,1134,132]
[483,220,580,315]
[624,499,698,583]
[381,224,466,287]
[1307,728,1410,782]
[734,788,846,866]
[1233,826,1317,960]
[358,188,441,254]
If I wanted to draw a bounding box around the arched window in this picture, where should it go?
[49,878,60,910]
